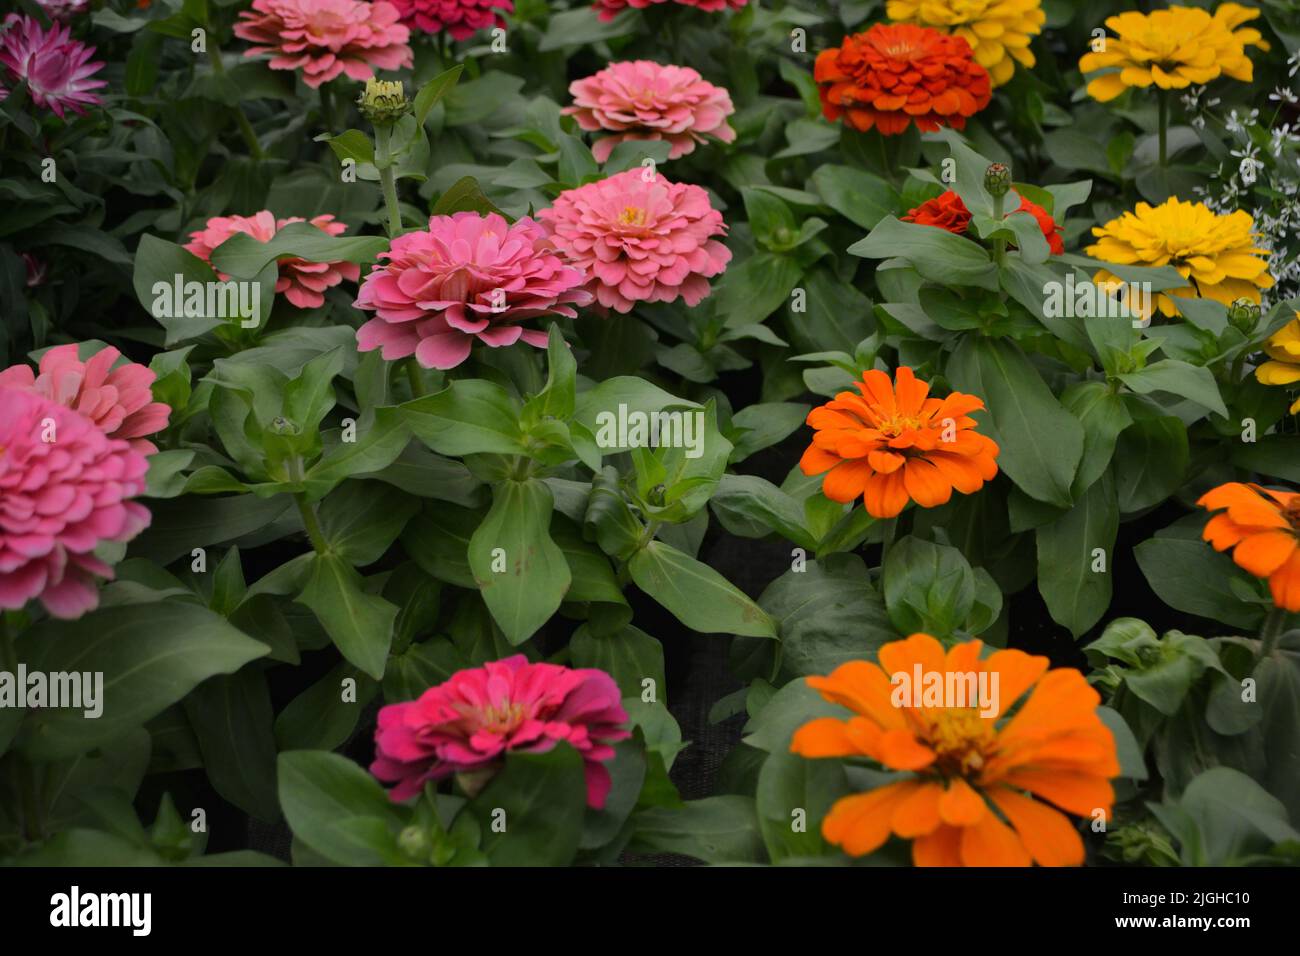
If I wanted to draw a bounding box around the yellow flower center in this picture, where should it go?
[928,707,995,776]
[617,206,647,227]
[879,414,923,437]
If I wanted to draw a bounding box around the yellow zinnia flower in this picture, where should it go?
[1079,4,1269,102]
[886,0,1045,87]
[1256,315,1300,413]
[1086,197,1274,320]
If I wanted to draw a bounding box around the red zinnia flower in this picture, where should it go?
[902,189,1065,255]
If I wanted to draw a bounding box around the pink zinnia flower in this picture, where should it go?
[566,60,736,163]
[0,14,105,119]
[0,388,150,620]
[371,655,630,808]
[538,168,731,313]
[354,211,592,370]
[389,0,512,39]
[183,211,362,310]
[0,345,171,457]
[234,0,413,89]
[592,0,747,22]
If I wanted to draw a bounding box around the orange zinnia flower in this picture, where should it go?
[791,634,1121,866]
[1198,481,1300,611]
[813,23,991,136]
[799,366,999,519]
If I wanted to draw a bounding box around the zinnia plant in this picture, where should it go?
[371,655,630,808]
[565,60,736,162]
[1199,482,1300,611]
[184,212,362,310]
[538,168,732,313]
[814,23,991,135]
[354,211,592,369]
[792,634,1121,866]
[799,366,999,519]
[1086,197,1273,318]
[886,0,1044,87]
[234,0,414,88]
[390,0,512,39]
[0,388,152,619]
[902,188,1064,255]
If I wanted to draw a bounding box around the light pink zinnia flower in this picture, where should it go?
[566,60,735,163]
[592,0,747,22]
[538,168,731,313]
[0,345,171,457]
[354,211,592,370]
[0,388,150,620]
[0,14,105,119]
[183,211,362,310]
[389,0,512,39]
[371,655,630,808]
[234,0,413,89]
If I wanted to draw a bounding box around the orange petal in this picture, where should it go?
[958,808,1033,866]
[903,457,953,508]
[988,786,1086,867]
[1232,530,1298,578]
[912,824,964,866]
[1000,769,1114,818]
[822,781,917,857]
[891,780,944,838]
[1270,549,1300,612]
[862,469,909,518]
[877,728,938,771]
[822,458,875,503]
[791,716,872,758]
[806,661,909,730]
[878,633,947,682]
[938,777,987,826]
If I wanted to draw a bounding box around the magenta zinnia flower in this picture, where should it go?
[183,211,362,310]
[0,388,150,620]
[592,0,747,22]
[371,655,630,808]
[566,60,736,163]
[0,14,105,119]
[389,0,512,39]
[0,345,171,457]
[354,211,592,370]
[538,169,731,313]
[234,0,413,89]
[33,0,90,21]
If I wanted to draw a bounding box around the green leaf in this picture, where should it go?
[414,64,464,126]
[570,625,665,702]
[429,175,504,216]
[1036,469,1119,637]
[628,540,777,638]
[523,324,576,423]
[296,554,398,679]
[1118,359,1228,419]
[275,662,378,752]
[278,751,407,866]
[850,216,998,290]
[1062,381,1132,497]
[756,749,848,861]
[306,406,412,497]
[467,479,571,644]
[403,380,527,456]
[317,479,419,566]
[131,234,227,344]
[882,536,976,640]
[468,745,587,866]
[628,796,767,863]
[1135,531,1264,631]
[1114,413,1188,513]
[209,222,388,278]
[184,670,280,822]
[946,335,1083,507]
[17,603,269,760]
[810,164,897,230]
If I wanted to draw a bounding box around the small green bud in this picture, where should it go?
[1228,297,1260,332]
[398,825,432,859]
[358,78,410,127]
[984,162,1012,199]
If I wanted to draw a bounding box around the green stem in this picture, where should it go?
[1259,605,1288,660]
[1157,91,1168,168]
[294,494,329,554]
[207,45,263,160]
[319,84,336,135]
[991,191,1007,267]
[375,124,403,238]
[878,516,898,570]
[405,358,426,398]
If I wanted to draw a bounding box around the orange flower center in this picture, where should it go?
[617,205,647,227]
[927,708,995,777]
[1284,499,1300,529]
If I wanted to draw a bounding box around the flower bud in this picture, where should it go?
[984,162,1012,198]
[398,825,432,860]
[1228,297,1260,332]
[358,78,410,127]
